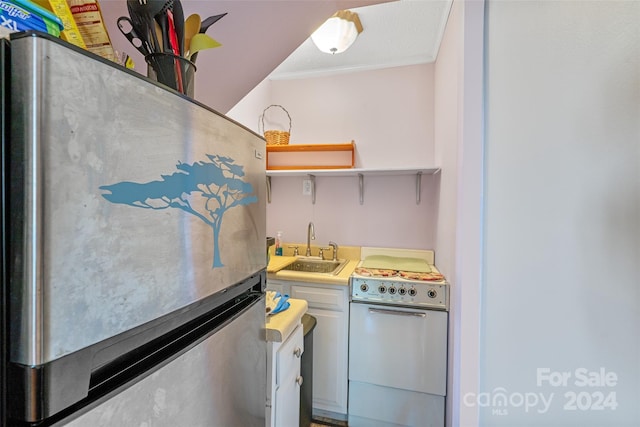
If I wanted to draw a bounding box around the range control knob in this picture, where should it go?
[360,283,369,292]
[398,287,407,295]
[388,286,397,295]
[427,289,438,299]
[408,287,417,297]
[378,285,387,294]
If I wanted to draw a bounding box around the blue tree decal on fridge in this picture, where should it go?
[99,154,258,268]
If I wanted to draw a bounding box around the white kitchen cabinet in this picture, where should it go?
[268,279,349,419]
[267,323,303,427]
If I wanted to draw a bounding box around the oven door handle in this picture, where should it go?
[368,307,426,317]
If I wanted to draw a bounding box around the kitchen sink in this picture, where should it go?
[282,257,348,275]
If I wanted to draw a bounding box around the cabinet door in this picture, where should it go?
[276,325,303,385]
[291,285,349,416]
[305,307,348,415]
[274,368,301,427]
[274,325,303,427]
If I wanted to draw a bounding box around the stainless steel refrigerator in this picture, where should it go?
[0,32,267,426]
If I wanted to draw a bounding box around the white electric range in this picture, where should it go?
[348,247,449,427]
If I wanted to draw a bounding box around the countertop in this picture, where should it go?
[267,256,297,273]
[267,244,361,286]
[265,298,308,342]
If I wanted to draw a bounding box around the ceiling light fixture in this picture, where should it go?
[311,10,363,55]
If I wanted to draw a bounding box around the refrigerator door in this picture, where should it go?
[58,295,267,427]
[6,33,266,421]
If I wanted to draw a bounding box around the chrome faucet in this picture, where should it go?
[306,222,315,256]
[328,241,339,261]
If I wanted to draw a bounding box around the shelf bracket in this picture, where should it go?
[308,174,316,204]
[266,176,272,204]
[415,172,422,205]
[358,173,364,205]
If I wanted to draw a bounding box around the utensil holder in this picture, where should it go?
[146,52,196,97]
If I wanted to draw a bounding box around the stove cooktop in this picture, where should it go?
[350,249,449,311]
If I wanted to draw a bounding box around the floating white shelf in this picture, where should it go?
[265,167,441,205]
[266,166,440,177]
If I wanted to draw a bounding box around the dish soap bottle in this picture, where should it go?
[275,231,283,256]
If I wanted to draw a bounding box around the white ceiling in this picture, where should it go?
[269,0,453,80]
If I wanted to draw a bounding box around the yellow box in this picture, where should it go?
[33,0,86,48]
[67,0,116,62]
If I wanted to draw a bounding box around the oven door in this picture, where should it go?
[348,302,448,395]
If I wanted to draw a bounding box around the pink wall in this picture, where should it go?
[434,0,484,426]
[269,65,435,169]
[266,173,440,248]
[229,64,439,248]
[433,2,462,424]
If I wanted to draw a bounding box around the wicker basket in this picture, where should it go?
[260,105,291,145]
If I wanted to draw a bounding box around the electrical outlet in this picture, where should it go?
[302,179,312,196]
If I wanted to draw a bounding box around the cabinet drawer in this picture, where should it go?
[291,286,346,312]
[276,324,303,385]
